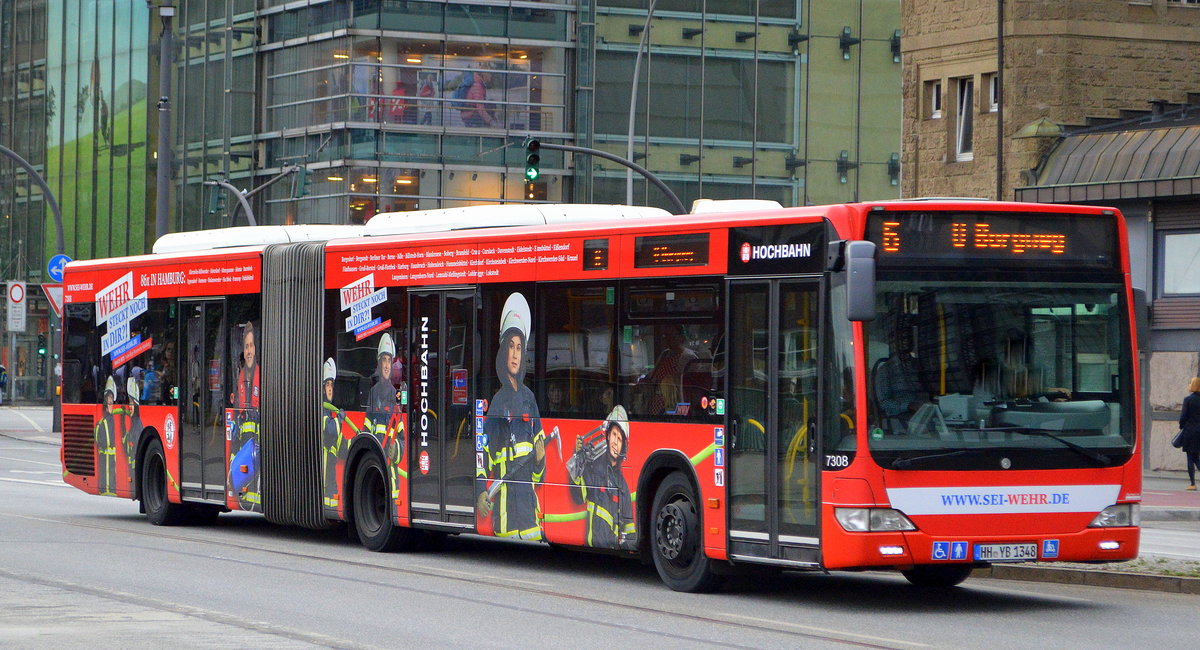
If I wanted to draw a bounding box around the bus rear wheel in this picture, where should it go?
[901,564,973,588]
[142,438,186,526]
[650,472,723,593]
[352,453,413,552]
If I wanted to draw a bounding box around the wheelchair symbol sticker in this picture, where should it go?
[932,542,950,560]
[1042,539,1059,558]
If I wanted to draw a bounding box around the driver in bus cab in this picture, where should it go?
[477,292,546,541]
[876,325,926,433]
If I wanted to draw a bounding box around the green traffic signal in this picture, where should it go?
[37,334,46,355]
[293,166,312,199]
[524,138,540,182]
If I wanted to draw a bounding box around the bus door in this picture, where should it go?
[727,279,822,562]
[409,289,477,528]
[179,299,227,503]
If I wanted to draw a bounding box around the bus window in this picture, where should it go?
[620,280,724,422]
[537,283,615,419]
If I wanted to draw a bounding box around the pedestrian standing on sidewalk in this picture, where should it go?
[1178,376,1200,490]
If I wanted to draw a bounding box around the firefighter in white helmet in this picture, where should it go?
[121,375,144,482]
[366,332,404,500]
[94,376,120,496]
[477,292,546,540]
[230,321,261,511]
[321,357,356,511]
[570,405,636,550]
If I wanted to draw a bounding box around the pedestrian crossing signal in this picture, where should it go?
[524,138,540,182]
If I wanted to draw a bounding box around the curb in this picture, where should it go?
[973,564,1200,594]
[1142,507,1200,521]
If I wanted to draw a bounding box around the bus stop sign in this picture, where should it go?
[47,254,71,283]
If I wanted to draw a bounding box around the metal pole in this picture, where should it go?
[625,0,656,205]
[154,3,176,239]
[206,180,257,227]
[0,145,64,255]
[538,141,686,215]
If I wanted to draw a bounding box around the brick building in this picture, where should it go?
[901,0,1200,200]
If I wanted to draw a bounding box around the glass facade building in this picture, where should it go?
[1,0,899,401]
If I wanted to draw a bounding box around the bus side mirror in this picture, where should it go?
[845,240,876,322]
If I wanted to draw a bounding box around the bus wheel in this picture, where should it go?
[901,565,972,588]
[650,472,723,593]
[142,439,186,526]
[352,453,412,552]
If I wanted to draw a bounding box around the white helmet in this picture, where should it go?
[104,376,117,399]
[378,332,395,359]
[499,292,531,343]
[323,358,336,383]
[126,377,139,402]
[604,405,629,439]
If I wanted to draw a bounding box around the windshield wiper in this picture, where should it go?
[1009,427,1111,465]
[892,449,990,470]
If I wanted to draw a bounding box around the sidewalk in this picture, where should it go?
[1142,469,1200,521]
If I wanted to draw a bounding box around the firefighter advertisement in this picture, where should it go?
[227,321,261,512]
[319,273,409,523]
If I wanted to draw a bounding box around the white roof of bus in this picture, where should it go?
[362,203,672,236]
[152,225,362,254]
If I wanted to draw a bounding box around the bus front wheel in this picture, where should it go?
[650,472,723,593]
[901,564,973,588]
[142,438,187,526]
[352,453,413,552]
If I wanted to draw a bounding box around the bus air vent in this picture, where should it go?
[63,414,96,476]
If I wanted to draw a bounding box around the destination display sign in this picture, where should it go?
[866,212,1118,269]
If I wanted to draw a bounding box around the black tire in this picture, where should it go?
[650,472,723,593]
[352,453,413,552]
[142,438,187,526]
[901,564,973,588]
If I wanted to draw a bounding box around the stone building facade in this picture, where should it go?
[901,0,1200,200]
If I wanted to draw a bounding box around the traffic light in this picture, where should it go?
[293,166,312,198]
[37,334,46,355]
[523,138,540,182]
[207,187,225,215]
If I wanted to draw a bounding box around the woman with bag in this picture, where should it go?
[1177,377,1200,490]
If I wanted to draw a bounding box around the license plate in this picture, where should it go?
[973,543,1038,562]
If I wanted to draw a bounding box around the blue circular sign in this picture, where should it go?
[47,253,72,283]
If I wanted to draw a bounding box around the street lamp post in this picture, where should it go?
[151,1,176,240]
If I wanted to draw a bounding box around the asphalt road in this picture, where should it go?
[3,407,1200,648]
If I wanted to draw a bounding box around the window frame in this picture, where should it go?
[955,77,974,162]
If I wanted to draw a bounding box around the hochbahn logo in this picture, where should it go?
[739,241,813,263]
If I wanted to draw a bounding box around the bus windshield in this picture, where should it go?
[866,279,1134,470]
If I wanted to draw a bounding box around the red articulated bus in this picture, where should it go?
[60,199,1141,590]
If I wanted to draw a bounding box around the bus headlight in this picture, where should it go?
[835,508,917,532]
[1089,504,1139,528]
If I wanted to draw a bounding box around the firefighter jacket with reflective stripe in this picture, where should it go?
[479,384,544,539]
[322,402,350,509]
[571,454,635,550]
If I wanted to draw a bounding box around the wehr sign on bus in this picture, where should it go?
[96,272,151,369]
[727,223,826,275]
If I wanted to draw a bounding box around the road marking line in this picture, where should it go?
[0,455,61,467]
[410,564,550,587]
[12,469,60,475]
[720,613,930,648]
[0,477,68,487]
[7,408,46,432]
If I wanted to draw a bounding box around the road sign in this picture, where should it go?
[47,254,71,283]
[7,281,26,332]
[42,283,64,319]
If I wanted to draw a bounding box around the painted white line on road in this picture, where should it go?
[720,612,931,648]
[0,455,60,467]
[0,477,68,487]
[12,470,60,475]
[5,408,46,433]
